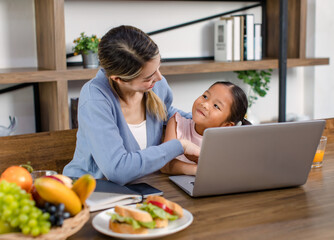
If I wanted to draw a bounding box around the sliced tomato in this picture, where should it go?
[147,200,174,215]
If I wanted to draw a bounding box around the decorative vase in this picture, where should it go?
[82,50,99,69]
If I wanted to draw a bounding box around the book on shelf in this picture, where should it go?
[233,14,254,61]
[86,179,163,212]
[214,17,233,62]
[254,23,262,60]
[244,14,255,61]
[232,15,244,61]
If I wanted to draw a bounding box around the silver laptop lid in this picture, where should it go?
[192,120,325,197]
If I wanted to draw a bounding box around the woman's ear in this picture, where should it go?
[109,75,121,83]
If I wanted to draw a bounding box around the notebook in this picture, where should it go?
[169,120,325,197]
[86,180,163,212]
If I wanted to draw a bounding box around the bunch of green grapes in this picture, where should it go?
[0,180,51,236]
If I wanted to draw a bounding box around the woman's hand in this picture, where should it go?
[180,139,200,163]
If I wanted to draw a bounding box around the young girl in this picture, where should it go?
[161,81,250,176]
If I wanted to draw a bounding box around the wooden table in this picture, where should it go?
[69,141,334,240]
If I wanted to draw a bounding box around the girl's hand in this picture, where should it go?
[180,139,200,163]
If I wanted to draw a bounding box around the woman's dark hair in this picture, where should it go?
[98,25,159,80]
[210,81,251,125]
[98,25,166,120]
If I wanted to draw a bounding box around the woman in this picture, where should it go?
[63,25,199,185]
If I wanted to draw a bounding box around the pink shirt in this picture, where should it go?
[174,112,202,164]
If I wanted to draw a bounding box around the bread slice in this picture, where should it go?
[109,222,148,234]
[109,205,153,234]
[115,205,153,222]
[146,195,183,218]
[154,218,168,228]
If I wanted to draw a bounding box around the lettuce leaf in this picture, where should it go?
[139,220,155,229]
[107,213,155,229]
[138,203,178,221]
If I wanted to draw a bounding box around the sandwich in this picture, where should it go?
[137,195,183,228]
[108,205,155,234]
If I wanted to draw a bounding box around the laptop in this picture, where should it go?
[169,120,325,197]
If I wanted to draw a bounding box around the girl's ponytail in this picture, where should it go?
[241,118,252,125]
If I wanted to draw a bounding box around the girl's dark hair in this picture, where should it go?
[210,81,251,125]
[98,25,166,120]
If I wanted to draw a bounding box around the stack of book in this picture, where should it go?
[214,14,262,62]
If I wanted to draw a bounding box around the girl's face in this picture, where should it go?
[115,56,162,94]
[192,84,235,135]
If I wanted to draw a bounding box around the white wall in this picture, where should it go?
[0,0,36,134]
[0,0,333,134]
[64,1,262,60]
[313,0,334,119]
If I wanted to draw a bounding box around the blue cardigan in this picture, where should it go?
[63,69,191,185]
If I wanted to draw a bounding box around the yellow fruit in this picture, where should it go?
[34,177,82,216]
[72,174,96,205]
[53,174,73,188]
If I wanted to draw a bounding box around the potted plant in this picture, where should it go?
[235,69,272,108]
[73,32,100,68]
[235,69,272,124]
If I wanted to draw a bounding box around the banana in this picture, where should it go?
[71,174,96,205]
[34,177,82,216]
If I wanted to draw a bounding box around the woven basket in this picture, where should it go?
[0,205,90,240]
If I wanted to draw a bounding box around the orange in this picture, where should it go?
[1,166,33,192]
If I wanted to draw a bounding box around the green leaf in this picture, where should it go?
[139,220,156,229]
[235,69,272,108]
[139,203,179,221]
[108,213,156,229]
[109,213,141,229]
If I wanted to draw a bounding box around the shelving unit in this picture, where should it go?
[0,58,328,83]
[0,0,329,131]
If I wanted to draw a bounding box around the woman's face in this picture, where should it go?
[119,56,162,93]
[192,84,235,134]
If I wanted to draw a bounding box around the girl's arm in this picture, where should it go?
[160,159,197,175]
[160,115,197,175]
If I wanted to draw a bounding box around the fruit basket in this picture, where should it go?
[0,205,90,240]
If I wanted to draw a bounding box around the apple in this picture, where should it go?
[30,184,46,208]
[52,174,73,188]
[44,175,64,184]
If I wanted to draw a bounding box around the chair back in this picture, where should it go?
[0,129,77,174]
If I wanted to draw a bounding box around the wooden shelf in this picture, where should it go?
[0,58,329,84]
[0,0,329,132]
[160,58,329,75]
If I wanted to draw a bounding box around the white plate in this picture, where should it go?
[92,204,193,239]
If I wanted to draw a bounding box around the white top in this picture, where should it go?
[128,120,147,150]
